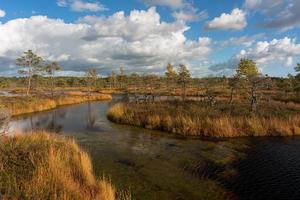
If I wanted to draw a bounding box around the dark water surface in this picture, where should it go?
[9,100,300,200]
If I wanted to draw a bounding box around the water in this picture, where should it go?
[9,100,300,200]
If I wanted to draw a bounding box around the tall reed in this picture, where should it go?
[0,94,112,116]
[107,101,300,138]
[0,131,131,200]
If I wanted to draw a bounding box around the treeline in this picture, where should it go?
[1,50,300,103]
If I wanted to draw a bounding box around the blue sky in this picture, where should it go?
[0,0,300,77]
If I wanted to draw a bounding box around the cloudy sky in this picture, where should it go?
[0,0,300,77]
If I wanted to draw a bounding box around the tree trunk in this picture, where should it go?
[26,75,32,96]
[182,82,186,101]
[51,75,54,98]
[250,85,257,113]
[229,87,234,105]
[251,97,257,113]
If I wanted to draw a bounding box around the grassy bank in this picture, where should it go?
[0,131,128,200]
[107,101,300,137]
[0,93,112,116]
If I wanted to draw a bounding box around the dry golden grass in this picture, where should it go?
[0,93,112,116]
[64,91,87,96]
[107,102,300,138]
[0,131,122,200]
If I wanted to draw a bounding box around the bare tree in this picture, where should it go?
[108,70,117,89]
[228,75,239,106]
[86,68,98,95]
[45,61,62,97]
[203,78,217,107]
[118,66,127,89]
[16,50,43,95]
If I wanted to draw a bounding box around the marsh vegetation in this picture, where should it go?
[107,60,300,137]
[1,50,300,199]
[108,100,300,137]
[0,131,131,200]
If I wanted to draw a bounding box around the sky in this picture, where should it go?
[0,0,300,77]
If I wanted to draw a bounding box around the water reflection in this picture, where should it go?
[86,102,100,131]
[9,101,300,200]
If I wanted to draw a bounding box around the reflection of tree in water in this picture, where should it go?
[47,110,63,133]
[86,102,100,131]
[32,110,67,133]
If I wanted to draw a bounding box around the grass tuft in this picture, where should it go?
[0,94,112,116]
[0,131,126,200]
[107,101,300,138]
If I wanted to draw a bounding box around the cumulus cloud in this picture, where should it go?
[206,8,247,31]
[0,9,6,17]
[245,0,300,31]
[0,7,212,76]
[142,0,207,23]
[57,0,107,12]
[220,34,265,47]
[209,37,300,75]
[142,0,185,9]
[238,37,300,67]
[172,8,208,22]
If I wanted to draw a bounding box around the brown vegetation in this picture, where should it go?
[107,101,300,138]
[0,93,112,116]
[0,131,125,200]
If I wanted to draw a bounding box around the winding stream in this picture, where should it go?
[8,99,300,200]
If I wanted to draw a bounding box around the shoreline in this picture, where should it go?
[107,102,300,138]
[0,131,127,200]
[0,93,112,117]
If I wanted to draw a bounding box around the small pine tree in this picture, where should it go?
[165,63,178,94]
[177,64,191,101]
[16,50,43,95]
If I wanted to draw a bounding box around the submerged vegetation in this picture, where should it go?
[0,131,128,200]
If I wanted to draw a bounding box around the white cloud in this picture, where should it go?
[0,9,6,18]
[142,0,207,23]
[57,0,67,7]
[238,37,300,67]
[0,8,212,75]
[245,0,300,31]
[172,8,208,22]
[286,56,293,66]
[71,0,107,12]
[57,0,107,12]
[245,0,284,13]
[206,8,247,31]
[221,34,265,47]
[142,0,185,9]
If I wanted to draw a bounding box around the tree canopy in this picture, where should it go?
[236,59,259,78]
